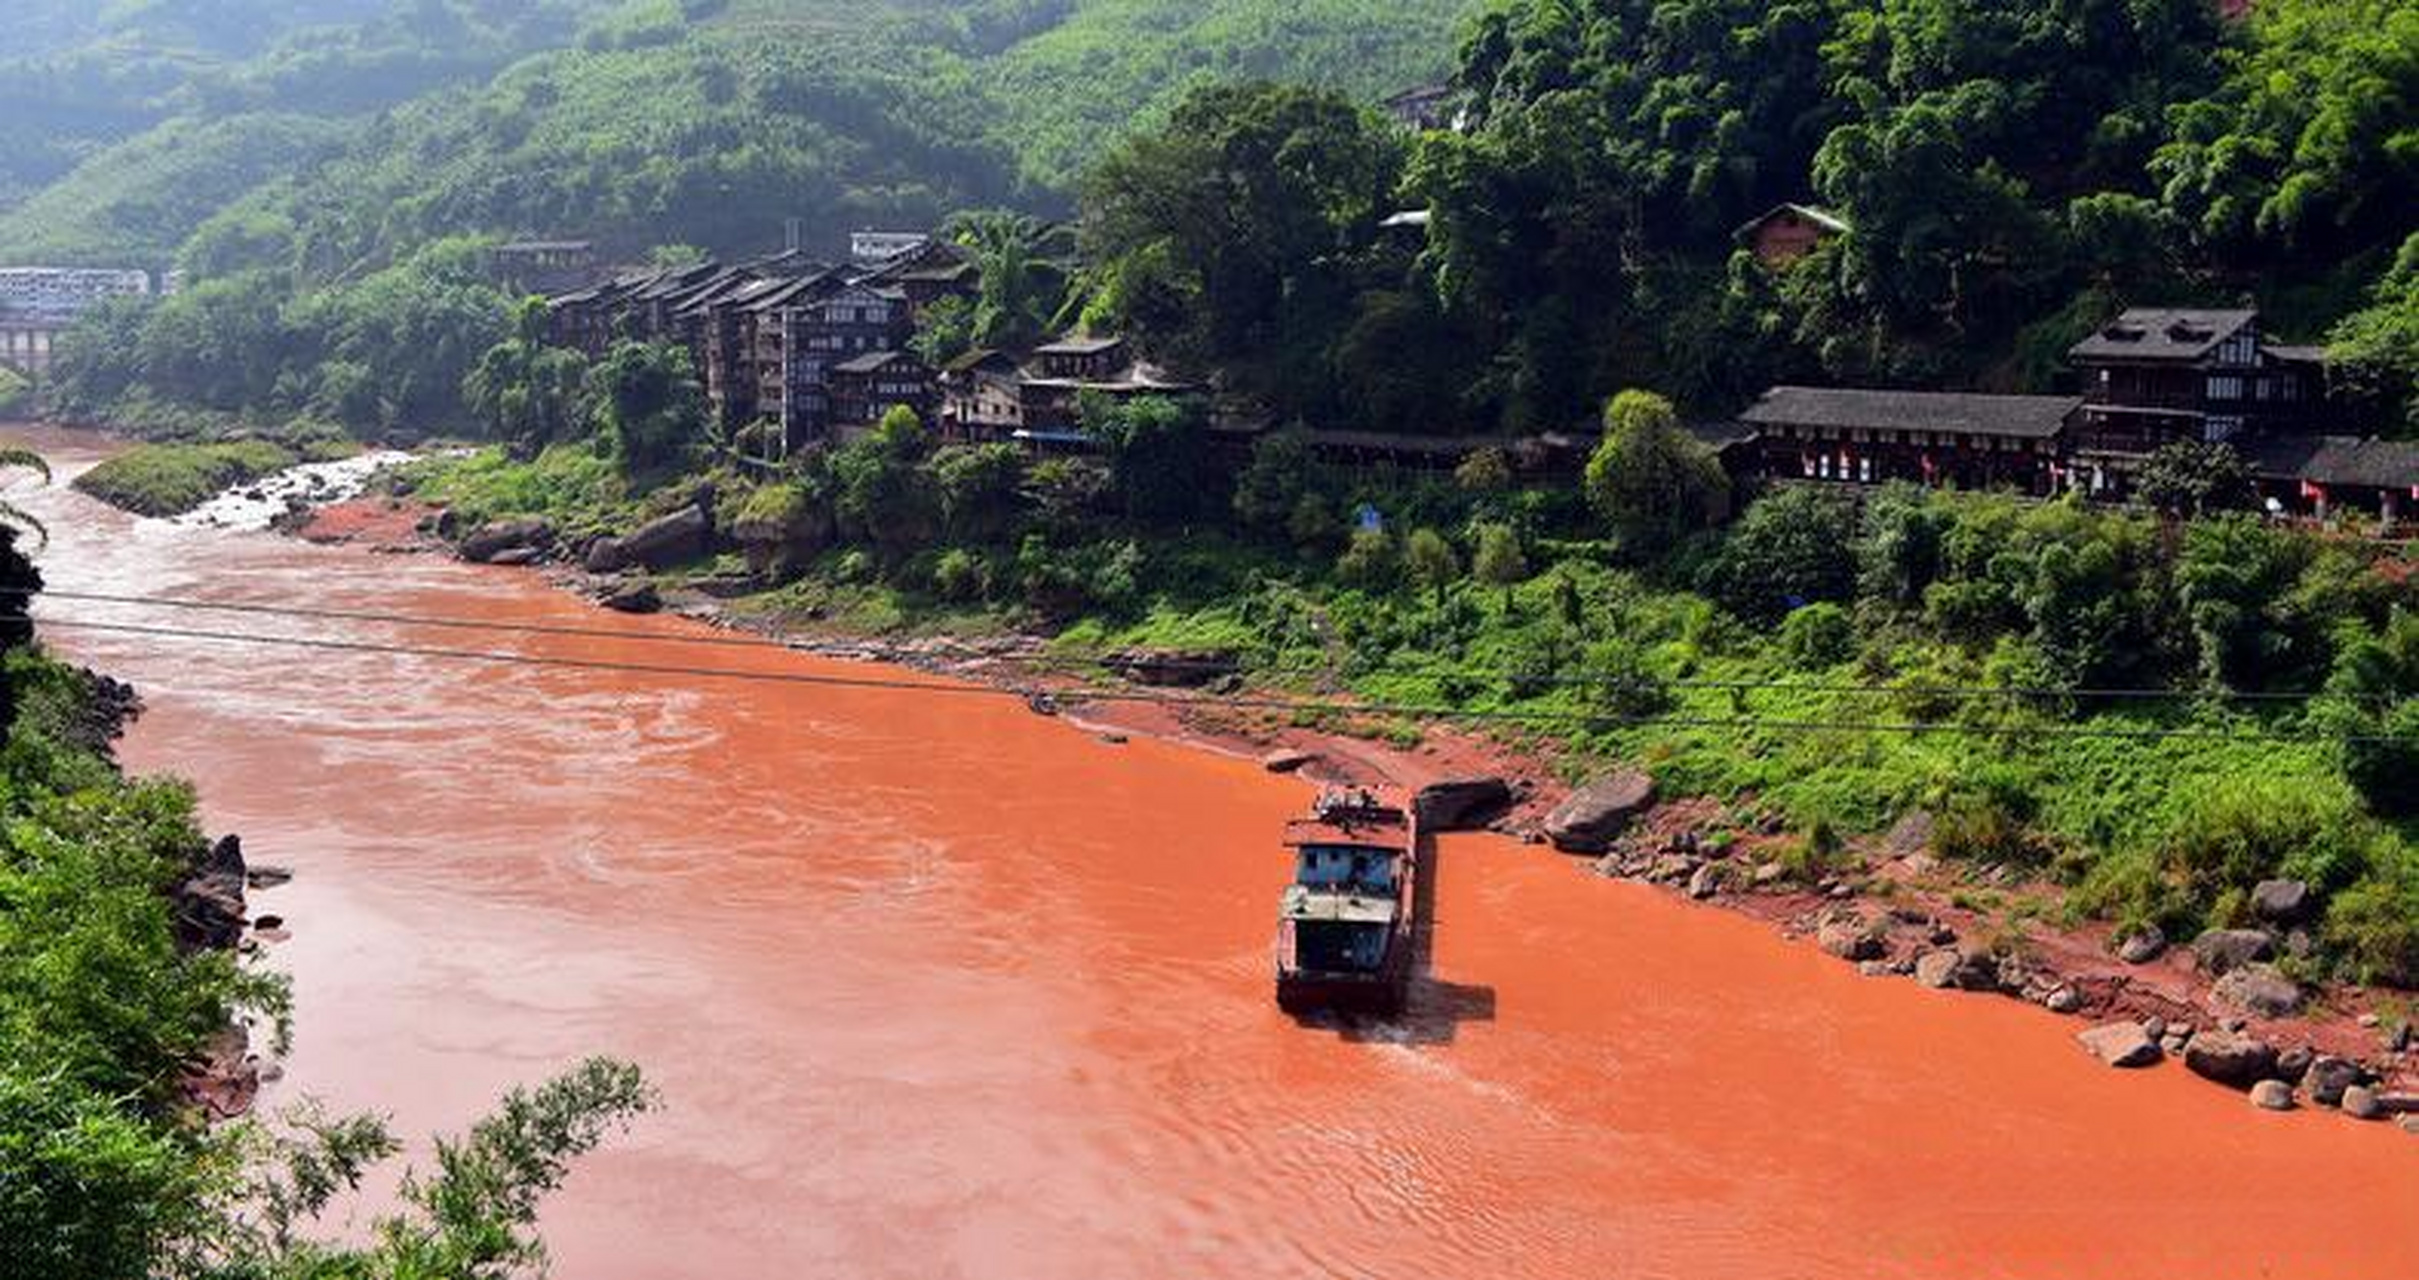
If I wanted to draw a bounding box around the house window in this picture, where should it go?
[1858,456,1874,483]
[2205,416,2242,443]
[2208,375,2245,400]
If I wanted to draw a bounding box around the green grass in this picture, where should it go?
[70,439,311,517]
[0,367,29,418]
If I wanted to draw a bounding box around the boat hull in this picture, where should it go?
[1276,968,1408,1017]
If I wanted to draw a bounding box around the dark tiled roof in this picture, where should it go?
[2241,435,2419,490]
[832,350,916,375]
[1740,387,2080,439]
[2266,344,2330,365]
[2070,308,2256,362]
[1035,334,1125,356]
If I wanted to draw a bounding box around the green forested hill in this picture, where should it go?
[980,0,1472,186]
[0,1,620,259]
[0,0,1477,268]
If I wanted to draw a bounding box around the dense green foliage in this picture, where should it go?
[1068,0,2416,432]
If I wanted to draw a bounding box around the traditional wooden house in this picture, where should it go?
[858,240,980,319]
[938,349,1026,441]
[1734,204,1848,269]
[1735,387,2081,494]
[1016,335,1202,441]
[686,275,789,431]
[1382,85,1460,132]
[777,277,913,448]
[828,350,938,436]
[2067,308,2327,456]
[2242,435,2419,530]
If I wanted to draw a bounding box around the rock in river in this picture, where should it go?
[1542,770,1655,853]
[2077,1021,2162,1069]
[172,835,249,953]
[588,505,712,573]
[2305,1056,2367,1108]
[1817,916,1883,962]
[2184,1030,2279,1089]
[2342,1086,2386,1121]
[1913,948,2000,991]
[602,581,663,615]
[1414,777,1512,831]
[1261,749,1315,775]
[2190,928,2274,976]
[2250,1080,2296,1111]
[459,518,554,564]
[2211,963,2304,1019]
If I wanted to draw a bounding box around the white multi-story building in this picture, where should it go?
[0,267,151,321]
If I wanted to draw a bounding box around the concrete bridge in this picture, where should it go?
[0,320,62,380]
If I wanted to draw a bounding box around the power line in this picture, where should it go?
[16,588,2395,708]
[28,615,2412,746]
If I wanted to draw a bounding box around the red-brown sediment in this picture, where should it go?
[14,425,2418,1280]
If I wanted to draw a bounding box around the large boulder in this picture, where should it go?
[601,581,662,615]
[1914,948,2002,991]
[1108,649,1239,689]
[2184,1030,2279,1089]
[589,505,712,573]
[1818,916,1884,962]
[1414,778,1513,831]
[459,518,554,564]
[2249,879,2312,925]
[2077,1021,2163,1069]
[173,836,249,953]
[2211,963,2305,1019]
[2304,1056,2368,1107]
[2191,928,2275,976]
[1542,770,1656,853]
[2116,924,2167,965]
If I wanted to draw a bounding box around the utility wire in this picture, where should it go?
[27,614,2413,745]
[14,588,2396,708]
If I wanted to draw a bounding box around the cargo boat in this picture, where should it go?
[1275,788,1418,1016]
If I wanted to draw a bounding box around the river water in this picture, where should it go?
[11,428,2416,1279]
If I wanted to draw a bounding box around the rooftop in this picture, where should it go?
[2070,308,2257,363]
[1734,203,1850,240]
[1740,387,2082,440]
[2241,436,2419,490]
[1035,334,1126,357]
[832,349,915,375]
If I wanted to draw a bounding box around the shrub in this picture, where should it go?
[932,548,988,602]
[1778,602,1855,669]
[2328,870,2419,986]
[1335,527,1398,589]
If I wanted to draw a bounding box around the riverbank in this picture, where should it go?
[293,487,2419,1124]
[20,440,2419,1278]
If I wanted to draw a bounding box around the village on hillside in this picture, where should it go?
[518,216,2419,534]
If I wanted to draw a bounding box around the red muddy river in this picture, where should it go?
[12,428,2416,1279]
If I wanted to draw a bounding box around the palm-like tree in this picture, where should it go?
[0,447,51,547]
[945,211,1079,351]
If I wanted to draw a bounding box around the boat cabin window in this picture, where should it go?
[1296,921,1388,973]
[1294,844,1396,891]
